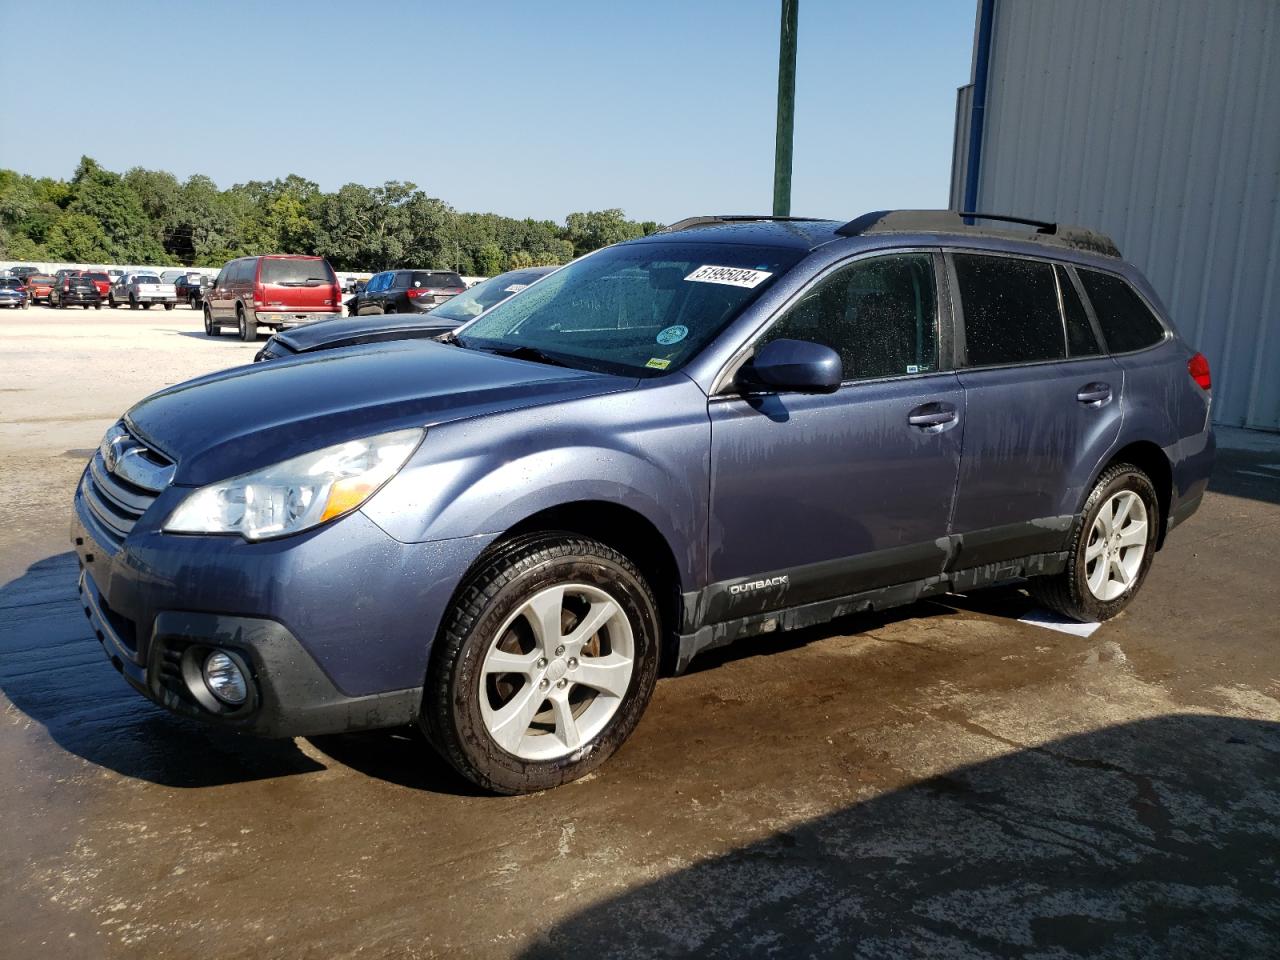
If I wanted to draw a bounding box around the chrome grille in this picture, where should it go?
[82,423,174,542]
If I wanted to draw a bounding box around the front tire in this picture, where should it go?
[1029,463,1160,622]
[423,533,661,794]
[203,307,217,336]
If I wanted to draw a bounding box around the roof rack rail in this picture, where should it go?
[663,214,825,233]
[834,209,1121,258]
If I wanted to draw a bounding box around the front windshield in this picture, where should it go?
[456,242,803,376]
[431,269,551,322]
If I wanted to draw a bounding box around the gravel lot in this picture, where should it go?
[1,304,1277,958]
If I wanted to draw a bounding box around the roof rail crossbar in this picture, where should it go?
[833,209,1121,258]
[663,214,824,233]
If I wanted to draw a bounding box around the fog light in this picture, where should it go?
[203,651,248,705]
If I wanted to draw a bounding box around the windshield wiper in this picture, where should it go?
[485,344,571,368]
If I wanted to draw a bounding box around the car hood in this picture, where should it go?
[125,339,636,486]
[275,315,459,353]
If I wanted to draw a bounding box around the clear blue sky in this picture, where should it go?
[0,0,976,224]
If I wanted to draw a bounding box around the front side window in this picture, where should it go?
[457,241,804,376]
[1077,268,1166,353]
[758,253,939,380]
[954,254,1065,366]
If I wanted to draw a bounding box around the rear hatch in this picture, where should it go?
[257,257,340,314]
[406,270,467,307]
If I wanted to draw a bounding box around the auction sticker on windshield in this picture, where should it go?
[656,325,688,345]
[684,265,772,288]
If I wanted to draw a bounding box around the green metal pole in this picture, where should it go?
[773,0,799,217]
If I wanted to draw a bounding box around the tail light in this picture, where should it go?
[1187,352,1211,391]
[406,288,429,299]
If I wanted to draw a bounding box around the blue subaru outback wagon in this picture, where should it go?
[73,211,1215,793]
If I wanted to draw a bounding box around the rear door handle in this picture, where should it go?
[908,401,959,432]
[1076,382,1113,406]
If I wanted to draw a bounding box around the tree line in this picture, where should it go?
[0,157,663,274]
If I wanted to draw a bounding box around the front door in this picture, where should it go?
[707,251,964,623]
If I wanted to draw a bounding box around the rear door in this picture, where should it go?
[210,263,234,320]
[706,251,964,622]
[947,252,1122,568]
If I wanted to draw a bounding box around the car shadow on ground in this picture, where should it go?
[521,713,1280,959]
[1208,445,1280,507]
[0,553,324,787]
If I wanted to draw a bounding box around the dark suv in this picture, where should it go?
[349,269,466,315]
[50,272,102,309]
[72,211,1214,794]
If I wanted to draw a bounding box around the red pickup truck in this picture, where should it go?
[78,271,113,299]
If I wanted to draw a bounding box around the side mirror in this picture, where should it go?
[739,338,842,394]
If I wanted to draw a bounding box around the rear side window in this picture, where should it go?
[760,253,939,380]
[1056,265,1101,357]
[260,258,335,285]
[954,254,1065,366]
[409,271,464,289]
[1077,269,1166,352]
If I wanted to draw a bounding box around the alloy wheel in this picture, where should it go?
[1084,490,1148,602]
[478,583,634,761]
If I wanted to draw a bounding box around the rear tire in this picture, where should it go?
[129,295,138,310]
[423,533,661,795]
[1028,463,1160,622]
[237,307,255,341]
[163,302,174,311]
[94,304,101,310]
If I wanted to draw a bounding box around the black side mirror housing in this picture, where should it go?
[739,338,843,394]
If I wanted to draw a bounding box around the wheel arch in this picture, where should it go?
[483,500,684,671]
[1092,440,1173,549]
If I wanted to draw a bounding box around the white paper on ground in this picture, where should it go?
[1017,607,1102,637]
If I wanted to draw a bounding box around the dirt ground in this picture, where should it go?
[1,305,1277,959]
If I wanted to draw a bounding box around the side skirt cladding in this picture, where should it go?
[675,522,1075,673]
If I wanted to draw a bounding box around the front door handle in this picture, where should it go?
[908,401,959,432]
[1076,382,1113,406]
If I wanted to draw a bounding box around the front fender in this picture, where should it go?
[361,377,712,588]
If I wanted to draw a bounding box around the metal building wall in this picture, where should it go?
[951,0,1280,430]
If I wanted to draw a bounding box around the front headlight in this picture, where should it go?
[164,428,423,540]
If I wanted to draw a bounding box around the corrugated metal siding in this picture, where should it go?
[955,0,1280,430]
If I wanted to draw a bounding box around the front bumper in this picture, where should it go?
[72,470,497,737]
[78,570,420,737]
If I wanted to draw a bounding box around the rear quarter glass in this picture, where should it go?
[1077,268,1167,352]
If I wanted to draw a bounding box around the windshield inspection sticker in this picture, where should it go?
[656,324,688,345]
[684,265,772,288]
[645,357,672,370]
